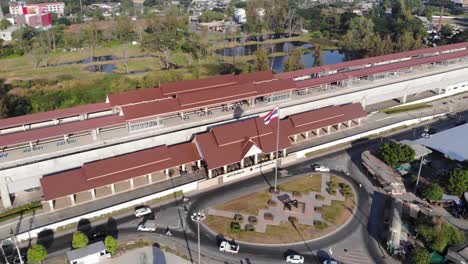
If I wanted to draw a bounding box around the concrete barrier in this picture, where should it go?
[197,177,220,190]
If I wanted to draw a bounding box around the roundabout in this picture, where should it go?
[201,172,357,244]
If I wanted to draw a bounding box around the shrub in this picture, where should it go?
[104,235,118,255]
[267,199,278,207]
[411,246,431,264]
[314,220,328,230]
[72,231,89,249]
[422,184,443,201]
[27,244,48,264]
[248,216,258,224]
[230,222,241,233]
[264,212,274,221]
[292,191,302,197]
[316,194,325,201]
[448,169,468,197]
[314,207,323,213]
[418,218,464,252]
[233,214,243,221]
[244,224,255,232]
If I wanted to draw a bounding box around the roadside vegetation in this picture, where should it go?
[0,201,42,223]
[382,103,432,114]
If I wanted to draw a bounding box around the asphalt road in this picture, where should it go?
[7,110,467,264]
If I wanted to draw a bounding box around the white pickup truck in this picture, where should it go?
[137,220,157,232]
[219,241,239,254]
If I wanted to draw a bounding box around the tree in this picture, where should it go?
[313,44,323,66]
[264,0,289,33]
[284,49,303,72]
[141,13,186,52]
[370,34,385,56]
[418,218,464,252]
[27,244,48,264]
[104,235,118,255]
[341,17,376,52]
[422,183,443,201]
[253,47,269,71]
[199,10,225,22]
[448,169,468,197]
[396,31,415,52]
[382,34,394,54]
[0,19,12,30]
[82,22,100,58]
[378,142,415,166]
[411,246,431,264]
[72,231,89,249]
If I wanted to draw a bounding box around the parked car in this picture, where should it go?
[134,206,152,217]
[286,254,304,263]
[137,220,157,232]
[312,164,330,172]
[219,241,239,254]
[279,169,292,178]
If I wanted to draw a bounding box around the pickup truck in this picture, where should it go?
[219,241,239,254]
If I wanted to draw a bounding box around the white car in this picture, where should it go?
[137,220,157,232]
[286,254,304,263]
[134,206,152,217]
[279,169,292,178]
[312,165,330,172]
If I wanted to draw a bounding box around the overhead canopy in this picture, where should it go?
[416,123,468,162]
[400,140,432,159]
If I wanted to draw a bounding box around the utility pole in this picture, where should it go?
[10,228,23,264]
[415,155,425,193]
[0,241,9,264]
[191,211,206,264]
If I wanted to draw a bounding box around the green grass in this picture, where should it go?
[321,200,345,225]
[278,174,322,194]
[214,191,271,215]
[0,201,42,223]
[382,103,432,114]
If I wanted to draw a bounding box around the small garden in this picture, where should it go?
[205,173,356,244]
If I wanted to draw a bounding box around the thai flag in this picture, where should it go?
[263,106,279,125]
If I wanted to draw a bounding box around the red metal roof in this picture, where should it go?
[296,49,468,89]
[121,99,181,121]
[276,42,468,79]
[282,103,367,136]
[40,142,201,200]
[0,103,111,130]
[0,115,125,148]
[106,88,167,107]
[195,118,290,170]
[160,70,274,96]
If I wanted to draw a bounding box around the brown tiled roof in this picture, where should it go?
[40,142,201,200]
[276,41,468,79]
[106,88,167,107]
[160,70,274,96]
[196,118,290,169]
[122,79,296,121]
[0,103,111,130]
[282,103,367,136]
[0,115,125,148]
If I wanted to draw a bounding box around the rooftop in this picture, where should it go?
[66,241,106,261]
[416,123,468,162]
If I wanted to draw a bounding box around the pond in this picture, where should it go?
[215,41,313,57]
[49,54,157,67]
[83,64,151,75]
[270,50,346,73]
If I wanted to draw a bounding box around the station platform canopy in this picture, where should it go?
[416,123,468,162]
[400,140,432,159]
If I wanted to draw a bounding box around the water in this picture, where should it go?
[49,54,157,67]
[270,50,346,72]
[84,64,118,73]
[215,41,313,57]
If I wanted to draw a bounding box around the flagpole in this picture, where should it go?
[274,106,280,192]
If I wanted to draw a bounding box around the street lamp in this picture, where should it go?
[191,211,206,264]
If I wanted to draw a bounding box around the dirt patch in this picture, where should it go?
[214,190,271,215]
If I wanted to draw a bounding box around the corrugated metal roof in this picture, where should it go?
[417,123,468,161]
[0,103,111,130]
[107,88,167,107]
